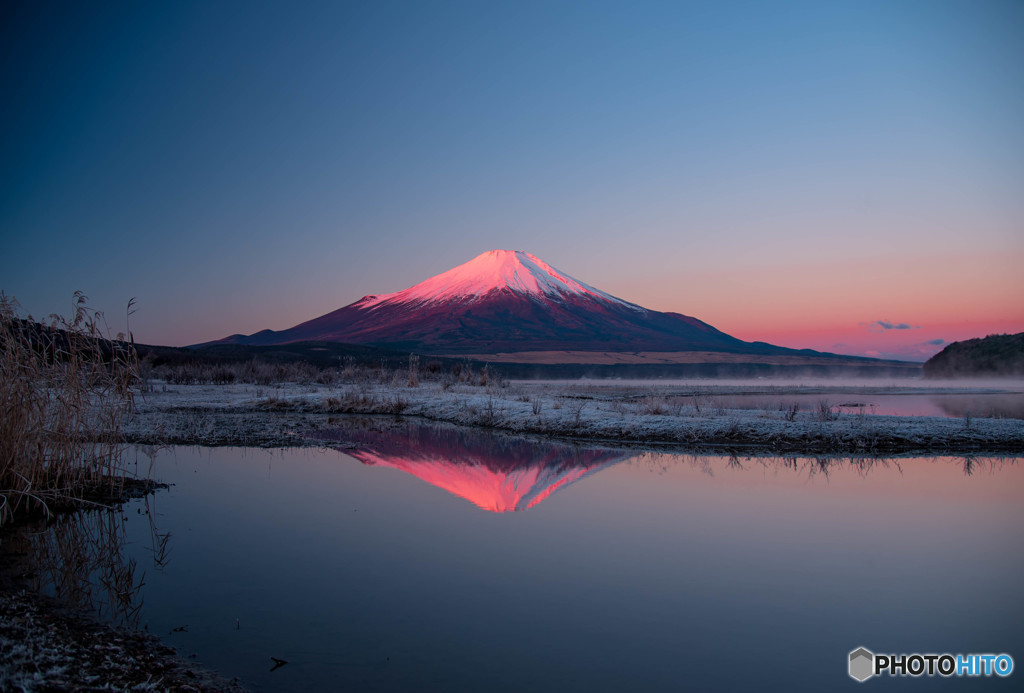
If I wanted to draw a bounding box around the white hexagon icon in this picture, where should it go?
[849,647,874,682]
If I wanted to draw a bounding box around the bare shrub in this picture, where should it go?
[407,354,420,388]
[323,386,378,412]
[259,394,292,410]
[816,399,838,422]
[384,395,408,414]
[137,353,156,393]
[480,396,497,426]
[783,402,799,422]
[174,408,216,438]
[566,399,587,429]
[639,396,668,415]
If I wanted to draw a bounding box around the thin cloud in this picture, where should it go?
[923,338,945,346]
[862,320,920,332]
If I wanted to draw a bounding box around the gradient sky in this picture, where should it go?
[2,0,1022,361]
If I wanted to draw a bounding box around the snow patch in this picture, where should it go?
[358,250,642,310]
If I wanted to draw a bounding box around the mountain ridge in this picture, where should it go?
[201,250,873,362]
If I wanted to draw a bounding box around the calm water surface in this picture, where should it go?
[23,424,1024,691]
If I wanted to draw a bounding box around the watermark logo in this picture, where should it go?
[848,647,1014,682]
[849,648,874,682]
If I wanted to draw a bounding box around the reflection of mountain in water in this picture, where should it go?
[322,423,628,512]
[315,421,1023,512]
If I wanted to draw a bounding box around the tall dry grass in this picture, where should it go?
[1,292,139,525]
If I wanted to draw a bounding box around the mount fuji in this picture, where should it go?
[206,249,811,358]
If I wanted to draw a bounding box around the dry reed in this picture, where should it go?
[1,292,140,525]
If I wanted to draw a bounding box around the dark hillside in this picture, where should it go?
[923,333,1024,377]
[3,318,922,381]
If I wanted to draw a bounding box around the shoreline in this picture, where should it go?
[123,380,1024,455]
[0,508,248,693]
[0,588,248,692]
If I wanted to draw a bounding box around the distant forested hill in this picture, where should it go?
[924,333,1024,377]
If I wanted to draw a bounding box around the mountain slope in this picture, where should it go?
[205,250,822,357]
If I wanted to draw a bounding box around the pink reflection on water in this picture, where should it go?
[319,423,627,512]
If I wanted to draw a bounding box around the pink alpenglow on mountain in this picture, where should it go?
[361,249,635,309]
[208,249,800,356]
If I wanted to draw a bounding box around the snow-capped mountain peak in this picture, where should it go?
[359,249,637,309]
[204,248,755,355]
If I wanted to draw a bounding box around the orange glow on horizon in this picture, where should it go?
[602,250,1024,360]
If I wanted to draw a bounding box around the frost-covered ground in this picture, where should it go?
[0,589,248,692]
[125,380,1024,454]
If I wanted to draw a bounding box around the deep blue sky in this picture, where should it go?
[2,0,1022,356]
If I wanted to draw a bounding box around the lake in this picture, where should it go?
[20,421,1024,691]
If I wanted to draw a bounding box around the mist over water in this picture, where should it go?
[526,377,1024,390]
[514,377,1024,419]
